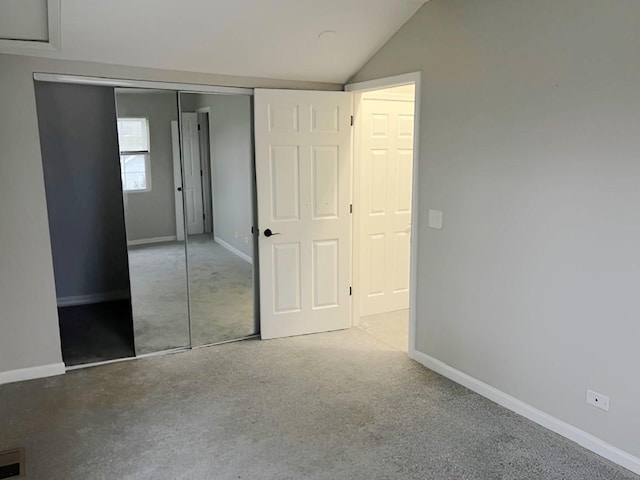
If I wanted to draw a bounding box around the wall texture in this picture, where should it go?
[182,93,254,260]
[115,91,179,241]
[35,81,130,300]
[350,0,640,461]
[0,53,339,376]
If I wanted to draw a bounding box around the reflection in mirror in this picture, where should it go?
[115,88,190,354]
[179,92,257,346]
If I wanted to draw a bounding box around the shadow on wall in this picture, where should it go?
[35,81,131,302]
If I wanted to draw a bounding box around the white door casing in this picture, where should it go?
[171,121,186,241]
[180,112,205,235]
[359,90,415,317]
[254,89,352,339]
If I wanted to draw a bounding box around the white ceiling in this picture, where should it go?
[16,0,426,84]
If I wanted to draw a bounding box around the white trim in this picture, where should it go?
[214,236,253,265]
[360,91,415,102]
[345,72,422,93]
[411,350,640,476]
[0,362,65,385]
[171,121,186,242]
[127,235,177,246]
[0,0,61,54]
[345,72,421,357]
[33,73,254,96]
[47,0,61,50]
[196,107,214,234]
[57,290,130,307]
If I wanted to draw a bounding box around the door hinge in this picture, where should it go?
[200,169,203,176]
[350,115,354,126]
[349,286,352,296]
[198,124,201,131]
[350,204,353,214]
[203,213,205,220]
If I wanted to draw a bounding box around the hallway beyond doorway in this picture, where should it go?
[359,309,409,351]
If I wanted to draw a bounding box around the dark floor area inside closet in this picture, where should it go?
[58,300,136,366]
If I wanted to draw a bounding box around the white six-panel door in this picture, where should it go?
[359,91,415,317]
[254,89,352,339]
[180,112,205,235]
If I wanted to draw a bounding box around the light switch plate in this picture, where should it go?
[428,209,443,229]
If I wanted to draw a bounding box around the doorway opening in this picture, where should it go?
[350,80,418,353]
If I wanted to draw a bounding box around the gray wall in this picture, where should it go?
[0,52,339,375]
[350,0,640,460]
[35,81,130,300]
[115,91,178,241]
[182,93,253,259]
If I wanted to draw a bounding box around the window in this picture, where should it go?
[117,117,151,192]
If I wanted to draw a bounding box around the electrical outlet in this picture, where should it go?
[234,231,238,238]
[244,236,249,244]
[586,389,609,412]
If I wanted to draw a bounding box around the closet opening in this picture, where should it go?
[35,81,136,366]
[34,76,259,368]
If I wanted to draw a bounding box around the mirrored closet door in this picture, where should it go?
[179,91,258,346]
[37,78,258,367]
[115,88,190,355]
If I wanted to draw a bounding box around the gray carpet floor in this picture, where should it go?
[0,329,636,480]
[128,234,255,354]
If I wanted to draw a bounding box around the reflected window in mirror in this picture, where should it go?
[117,117,151,192]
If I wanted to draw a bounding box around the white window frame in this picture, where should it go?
[117,117,152,193]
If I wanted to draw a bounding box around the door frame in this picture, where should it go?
[196,107,214,234]
[345,72,422,357]
[171,120,186,241]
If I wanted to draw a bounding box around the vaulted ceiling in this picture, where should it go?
[2,0,427,84]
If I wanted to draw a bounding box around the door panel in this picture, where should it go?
[255,89,352,339]
[270,146,300,221]
[359,91,415,317]
[180,112,204,235]
[273,242,302,313]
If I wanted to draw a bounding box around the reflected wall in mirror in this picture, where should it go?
[115,88,190,354]
[179,92,256,346]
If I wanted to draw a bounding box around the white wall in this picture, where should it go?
[0,53,339,380]
[350,0,640,464]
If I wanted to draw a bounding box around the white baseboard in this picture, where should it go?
[127,235,177,246]
[410,350,640,475]
[57,290,130,307]
[0,362,66,385]
[214,236,253,264]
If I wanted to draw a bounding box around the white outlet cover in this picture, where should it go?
[586,389,610,412]
[428,209,443,229]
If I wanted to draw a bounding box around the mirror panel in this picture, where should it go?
[115,88,190,354]
[179,92,257,345]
